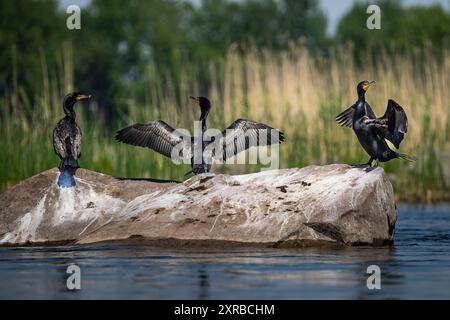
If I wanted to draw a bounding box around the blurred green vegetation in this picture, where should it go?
[338,0,450,50]
[0,0,449,201]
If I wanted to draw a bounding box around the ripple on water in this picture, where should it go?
[0,204,450,299]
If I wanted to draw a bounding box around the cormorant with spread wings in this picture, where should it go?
[116,96,285,175]
[335,80,415,169]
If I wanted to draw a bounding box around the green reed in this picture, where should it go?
[0,45,448,201]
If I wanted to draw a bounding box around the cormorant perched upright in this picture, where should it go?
[336,80,415,169]
[115,96,285,175]
[53,92,91,187]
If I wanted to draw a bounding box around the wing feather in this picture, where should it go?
[335,102,376,128]
[52,126,67,159]
[116,120,190,160]
[72,124,82,159]
[211,119,285,161]
[377,99,408,148]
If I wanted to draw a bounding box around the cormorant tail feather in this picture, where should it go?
[60,157,79,170]
[397,153,417,163]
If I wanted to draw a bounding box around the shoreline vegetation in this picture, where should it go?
[0,44,449,203]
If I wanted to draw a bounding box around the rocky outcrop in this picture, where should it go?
[0,165,397,247]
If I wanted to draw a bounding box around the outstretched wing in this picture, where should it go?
[115,120,191,160]
[210,119,285,161]
[377,99,408,148]
[335,102,376,128]
[335,104,355,128]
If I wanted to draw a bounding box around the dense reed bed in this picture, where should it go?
[1,45,449,201]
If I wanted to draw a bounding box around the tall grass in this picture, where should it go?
[1,44,449,201]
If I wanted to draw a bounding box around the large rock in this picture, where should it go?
[0,165,397,247]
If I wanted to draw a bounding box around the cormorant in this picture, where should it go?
[115,96,285,175]
[53,92,91,187]
[336,80,415,169]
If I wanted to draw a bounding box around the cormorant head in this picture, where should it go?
[63,92,92,118]
[190,96,211,121]
[357,80,375,97]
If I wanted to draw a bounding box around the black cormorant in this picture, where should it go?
[53,92,91,187]
[336,80,415,169]
[115,96,285,175]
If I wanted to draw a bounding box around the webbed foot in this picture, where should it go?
[364,159,379,172]
[351,157,374,169]
[351,163,371,168]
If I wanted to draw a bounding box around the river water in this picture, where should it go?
[0,204,449,299]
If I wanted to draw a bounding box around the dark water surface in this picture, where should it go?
[1,204,449,299]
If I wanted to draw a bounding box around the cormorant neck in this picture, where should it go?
[66,111,76,120]
[200,118,207,132]
[63,101,76,120]
[357,91,366,103]
[199,111,209,132]
[354,91,367,119]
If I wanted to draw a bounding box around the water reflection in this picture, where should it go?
[197,267,210,300]
[0,205,449,299]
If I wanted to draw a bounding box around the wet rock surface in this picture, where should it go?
[0,165,397,247]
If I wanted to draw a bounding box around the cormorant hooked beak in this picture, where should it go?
[76,94,92,102]
[190,95,202,111]
[362,81,375,92]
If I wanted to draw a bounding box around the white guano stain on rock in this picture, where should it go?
[121,189,187,220]
[1,194,47,243]
[53,182,124,226]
